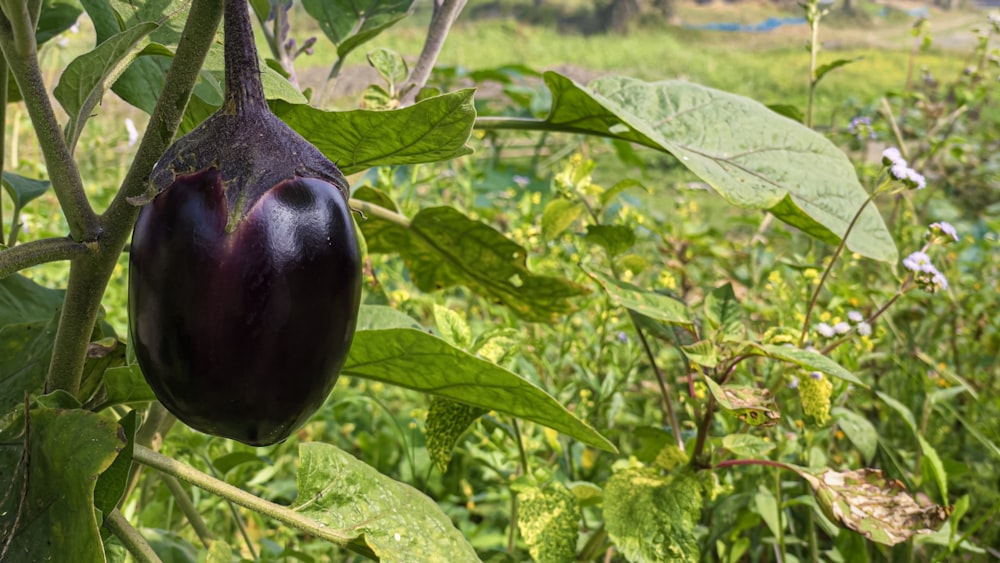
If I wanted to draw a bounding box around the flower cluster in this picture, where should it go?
[848,116,876,141]
[815,310,871,339]
[927,221,959,243]
[881,147,926,190]
[902,250,949,293]
[799,372,832,425]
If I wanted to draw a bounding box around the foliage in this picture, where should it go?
[2,0,999,562]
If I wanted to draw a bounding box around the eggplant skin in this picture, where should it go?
[129,168,361,446]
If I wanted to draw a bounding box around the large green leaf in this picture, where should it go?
[356,193,588,322]
[604,467,702,562]
[301,0,414,61]
[516,481,581,563]
[295,442,478,562]
[746,343,866,387]
[55,22,161,150]
[1,173,51,211]
[0,274,62,328]
[0,317,58,437]
[0,407,125,562]
[534,72,896,262]
[582,265,692,326]
[36,0,83,44]
[344,328,615,451]
[270,89,475,175]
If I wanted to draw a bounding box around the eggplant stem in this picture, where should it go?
[224,0,267,112]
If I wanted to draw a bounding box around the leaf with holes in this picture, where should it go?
[703,377,780,427]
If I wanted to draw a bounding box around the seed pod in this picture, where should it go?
[128,0,361,446]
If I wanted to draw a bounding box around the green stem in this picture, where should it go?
[632,315,684,452]
[104,509,162,563]
[161,474,215,548]
[799,188,882,347]
[0,4,100,241]
[0,52,6,244]
[806,3,821,129]
[512,418,531,475]
[0,237,89,278]
[577,524,608,561]
[45,0,224,397]
[133,445,354,545]
[349,198,411,227]
[775,467,786,562]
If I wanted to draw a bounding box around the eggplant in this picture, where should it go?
[128,0,361,446]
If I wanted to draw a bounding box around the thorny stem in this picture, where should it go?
[632,315,684,453]
[0,237,89,278]
[799,189,882,347]
[400,0,468,106]
[134,445,355,544]
[0,3,100,242]
[105,509,162,563]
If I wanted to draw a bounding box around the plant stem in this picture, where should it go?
[713,458,793,471]
[805,0,822,129]
[0,237,89,278]
[223,0,266,113]
[161,474,215,547]
[104,509,162,563]
[349,198,412,227]
[512,418,531,475]
[401,0,468,105]
[44,0,224,397]
[691,394,715,461]
[0,53,6,245]
[775,467,787,562]
[798,189,881,347]
[133,445,354,544]
[578,524,608,561]
[0,4,100,242]
[632,315,684,452]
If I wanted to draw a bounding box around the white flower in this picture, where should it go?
[809,371,823,380]
[929,221,959,242]
[512,175,530,188]
[931,271,949,292]
[833,321,851,335]
[847,310,864,323]
[890,161,910,180]
[882,147,903,165]
[857,321,872,336]
[905,168,927,190]
[902,251,932,272]
[816,323,836,338]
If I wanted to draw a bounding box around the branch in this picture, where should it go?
[0,237,89,278]
[104,509,162,563]
[0,4,100,241]
[133,445,354,545]
[399,0,468,105]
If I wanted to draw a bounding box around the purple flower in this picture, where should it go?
[928,221,959,242]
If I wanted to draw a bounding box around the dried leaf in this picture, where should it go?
[703,377,780,427]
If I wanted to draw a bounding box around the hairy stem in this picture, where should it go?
[0,4,100,241]
[46,0,224,396]
[162,474,215,547]
[400,0,468,105]
[224,0,266,112]
[0,237,89,278]
[133,445,354,544]
[104,509,162,563]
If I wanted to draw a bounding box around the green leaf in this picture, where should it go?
[516,481,581,563]
[814,57,861,84]
[270,90,476,175]
[36,0,84,45]
[794,466,951,546]
[721,434,776,457]
[599,178,647,208]
[540,198,584,241]
[584,224,636,257]
[581,265,692,326]
[432,305,472,349]
[1,172,51,211]
[368,47,408,87]
[875,391,917,434]
[79,337,127,407]
[356,304,422,331]
[212,452,265,475]
[93,410,136,520]
[680,339,718,368]
[295,442,479,561]
[301,0,415,61]
[425,397,485,472]
[604,467,701,562]
[540,72,897,262]
[702,377,780,427]
[54,22,160,150]
[358,203,588,322]
[0,407,126,562]
[704,283,744,342]
[833,407,877,464]
[0,316,58,436]
[100,365,157,408]
[747,343,866,387]
[917,435,948,503]
[344,328,615,452]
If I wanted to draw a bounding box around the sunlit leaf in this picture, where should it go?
[540,198,584,241]
[747,343,866,387]
[516,481,581,563]
[604,467,701,562]
[536,72,897,262]
[301,0,415,61]
[833,407,877,464]
[704,283,744,342]
[584,224,636,257]
[344,328,615,452]
[581,265,692,326]
[425,397,485,472]
[295,442,478,561]
[722,434,776,458]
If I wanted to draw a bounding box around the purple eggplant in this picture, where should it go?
[128,0,360,446]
